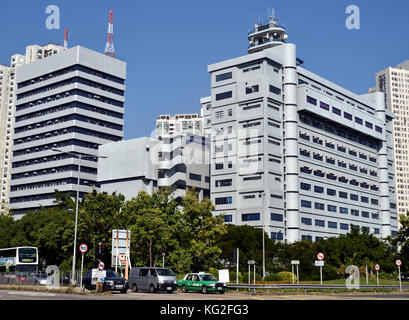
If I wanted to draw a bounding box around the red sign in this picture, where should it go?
[317,253,324,261]
[396,260,402,267]
[79,244,88,253]
[98,261,105,271]
[374,264,380,271]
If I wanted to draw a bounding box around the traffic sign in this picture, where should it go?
[247,260,256,265]
[79,244,88,254]
[396,260,402,267]
[98,261,105,271]
[291,260,300,265]
[99,277,105,283]
[315,261,324,267]
[374,264,380,271]
[317,253,324,261]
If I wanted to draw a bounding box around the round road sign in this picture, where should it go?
[374,264,380,271]
[317,252,324,261]
[396,260,402,267]
[79,244,88,253]
[98,261,105,271]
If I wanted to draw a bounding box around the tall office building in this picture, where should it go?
[0,44,65,208]
[207,13,398,242]
[371,61,409,219]
[156,114,203,137]
[9,46,126,217]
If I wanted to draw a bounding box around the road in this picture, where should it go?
[1,289,409,300]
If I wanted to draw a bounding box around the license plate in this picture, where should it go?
[116,285,123,289]
[218,287,222,290]
[167,287,172,290]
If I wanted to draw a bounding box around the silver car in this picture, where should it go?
[129,267,177,293]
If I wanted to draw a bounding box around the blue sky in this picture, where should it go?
[1,0,408,139]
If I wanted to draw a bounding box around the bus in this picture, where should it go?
[0,247,39,273]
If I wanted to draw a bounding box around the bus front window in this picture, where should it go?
[18,248,37,263]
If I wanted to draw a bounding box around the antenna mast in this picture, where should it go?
[104,9,116,58]
[64,27,68,49]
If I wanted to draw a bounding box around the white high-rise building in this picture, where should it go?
[371,60,409,219]
[156,114,203,137]
[0,44,65,208]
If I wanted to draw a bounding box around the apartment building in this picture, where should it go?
[98,132,210,200]
[371,61,409,219]
[156,114,203,137]
[9,46,126,217]
[206,14,398,243]
[0,44,65,208]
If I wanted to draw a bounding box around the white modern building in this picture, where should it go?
[206,13,398,243]
[0,44,65,208]
[97,132,210,200]
[156,114,203,137]
[9,46,126,217]
[371,61,409,219]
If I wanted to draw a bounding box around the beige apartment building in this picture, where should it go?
[371,60,409,219]
[0,44,65,209]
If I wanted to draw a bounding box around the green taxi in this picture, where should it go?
[178,272,227,294]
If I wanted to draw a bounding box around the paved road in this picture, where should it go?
[1,289,409,300]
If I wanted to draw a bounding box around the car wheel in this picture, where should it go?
[201,286,208,294]
[182,285,187,293]
[132,284,138,293]
[149,284,155,293]
[120,289,127,294]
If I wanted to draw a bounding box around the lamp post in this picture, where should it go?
[51,148,107,285]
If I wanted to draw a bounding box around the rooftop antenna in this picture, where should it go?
[104,9,116,58]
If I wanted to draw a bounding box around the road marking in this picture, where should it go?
[7,291,56,297]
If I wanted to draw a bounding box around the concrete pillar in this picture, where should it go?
[282,43,300,243]
[374,92,391,238]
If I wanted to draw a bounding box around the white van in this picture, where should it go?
[129,267,177,293]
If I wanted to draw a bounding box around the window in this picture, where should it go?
[301,217,312,225]
[315,219,325,227]
[320,101,329,110]
[302,235,312,241]
[328,205,337,212]
[306,96,317,106]
[315,202,325,210]
[271,213,283,222]
[374,228,380,235]
[332,107,341,115]
[340,223,349,231]
[215,197,232,205]
[271,232,284,240]
[215,179,232,187]
[371,199,378,205]
[327,189,336,196]
[216,71,232,82]
[314,186,324,193]
[222,215,232,222]
[300,183,311,191]
[365,121,373,129]
[344,112,352,120]
[301,200,312,208]
[328,221,338,229]
[355,117,363,125]
[216,91,232,101]
[242,213,260,221]
[339,191,347,199]
[361,211,370,218]
[350,194,358,201]
[215,163,224,170]
[189,173,201,181]
[243,175,261,181]
[269,85,281,95]
[361,196,369,203]
[246,85,259,94]
[375,126,382,133]
[215,111,224,119]
[351,209,359,216]
[339,207,348,214]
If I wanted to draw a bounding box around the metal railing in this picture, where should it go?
[0,272,81,286]
[226,283,409,291]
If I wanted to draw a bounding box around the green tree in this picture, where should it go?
[391,214,409,276]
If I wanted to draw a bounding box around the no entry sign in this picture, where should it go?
[98,261,105,271]
[396,260,402,267]
[317,252,324,261]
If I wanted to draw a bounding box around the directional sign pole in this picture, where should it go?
[398,265,402,292]
[253,264,256,293]
[377,270,379,286]
[296,264,299,285]
[292,264,295,284]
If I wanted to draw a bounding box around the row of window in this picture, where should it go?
[306,95,383,133]
[300,166,379,191]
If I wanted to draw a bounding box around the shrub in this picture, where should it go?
[242,272,262,283]
[263,273,281,281]
[276,271,296,282]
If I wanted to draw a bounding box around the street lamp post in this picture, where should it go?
[51,148,106,285]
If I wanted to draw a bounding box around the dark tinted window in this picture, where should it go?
[139,268,148,276]
[150,268,157,276]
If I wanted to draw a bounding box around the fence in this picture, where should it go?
[0,271,81,286]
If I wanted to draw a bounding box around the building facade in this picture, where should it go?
[0,44,65,208]
[98,132,210,200]
[207,15,398,243]
[371,61,409,219]
[156,114,203,137]
[9,46,126,217]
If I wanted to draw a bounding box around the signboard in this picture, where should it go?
[374,264,380,271]
[315,261,324,267]
[317,253,324,261]
[98,261,105,271]
[0,257,15,266]
[79,244,88,254]
[247,260,256,265]
[91,269,106,285]
[291,260,300,265]
[218,269,230,283]
[396,260,402,267]
[112,229,131,268]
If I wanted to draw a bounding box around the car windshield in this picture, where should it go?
[199,274,216,281]
[106,270,119,277]
[156,268,175,276]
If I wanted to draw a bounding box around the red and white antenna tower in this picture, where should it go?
[64,27,68,49]
[104,10,116,58]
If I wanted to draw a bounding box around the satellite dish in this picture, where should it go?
[283,34,288,40]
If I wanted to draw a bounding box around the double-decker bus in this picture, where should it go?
[0,247,39,273]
